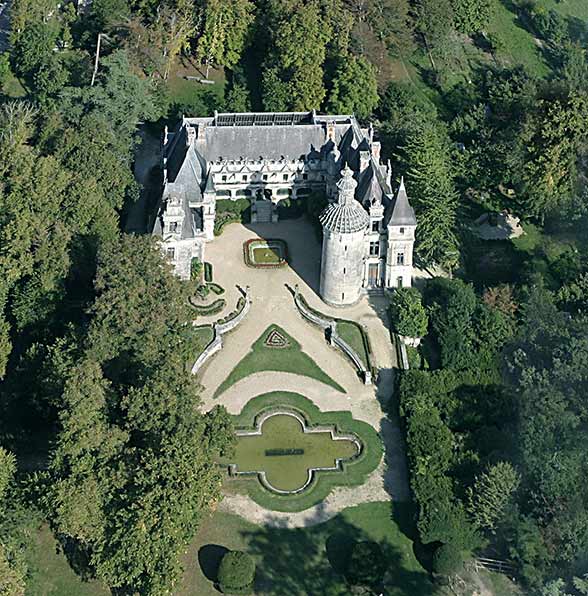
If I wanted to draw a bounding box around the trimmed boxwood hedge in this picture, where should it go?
[221,392,383,512]
[191,298,226,316]
[208,282,225,295]
[204,262,213,283]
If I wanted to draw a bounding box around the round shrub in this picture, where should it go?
[346,541,386,587]
[218,550,255,594]
[433,543,463,576]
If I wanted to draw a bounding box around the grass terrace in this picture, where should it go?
[213,325,345,397]
[177,502,433,596]
[227,412,360,492]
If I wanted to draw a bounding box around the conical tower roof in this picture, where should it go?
[319,165,369,234]
[388,177,416,226]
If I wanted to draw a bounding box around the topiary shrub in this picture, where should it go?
[218,550,255,594]
[432,542,463,577]
[345,541,386,587]
[191,257,203,282]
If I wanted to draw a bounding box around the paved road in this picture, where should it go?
[0,1,10,54]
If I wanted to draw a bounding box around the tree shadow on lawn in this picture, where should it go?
[240,505,433,595]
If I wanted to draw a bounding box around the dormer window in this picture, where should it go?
[283,174,289,181]
[242,174,248,181]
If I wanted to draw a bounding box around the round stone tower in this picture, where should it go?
[319,165,369,306]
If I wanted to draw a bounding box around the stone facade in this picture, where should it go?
[152,111,417,305]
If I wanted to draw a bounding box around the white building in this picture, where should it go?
[152,111,416,305]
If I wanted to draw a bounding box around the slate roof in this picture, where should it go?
[198,124,351,162]
[157,112,417,240]
[319,165,370,234]
[387,178,417,226]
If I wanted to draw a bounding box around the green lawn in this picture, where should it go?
[227,413,358,492]
[213,325,345,397]
[221,392,383,511]
[24,524,108,596]
[336,320,370,370]
[176,502,433,596]
[165,60,225,119]
[251,246,283,265]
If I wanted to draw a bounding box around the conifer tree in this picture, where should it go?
[401,122,459,270]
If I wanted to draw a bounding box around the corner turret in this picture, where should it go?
[385,177,416,288]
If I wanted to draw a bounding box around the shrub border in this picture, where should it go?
[191,298,226,316]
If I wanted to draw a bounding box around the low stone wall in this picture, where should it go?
[217,292,251,334]
[293,289,331,330]
[191,288,251,374]
[191,332,222,374]
[395,334,410,371]
[330,329,372,385]
[293,286,371,384]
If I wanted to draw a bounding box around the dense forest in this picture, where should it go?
[1,0,588,594]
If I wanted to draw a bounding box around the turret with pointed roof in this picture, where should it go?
[387,177,417,227]
[385,177,417,289]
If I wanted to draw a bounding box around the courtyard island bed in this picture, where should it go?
[243,238,288,268]
[219,392,383,512]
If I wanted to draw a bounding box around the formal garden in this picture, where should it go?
[219,392,382,511]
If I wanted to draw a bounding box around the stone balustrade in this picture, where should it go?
[191,287,251,374]
[293,286,372,385]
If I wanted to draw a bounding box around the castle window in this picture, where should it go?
[303,173,309,180]
[344,245,348,252]
[399,227,405,234]
[396,252,405,265]
[343,267,346,274]
[263,174,268,181]
[166,247,175,260]
[222,175,227,182]
[283,174,289,181]
[369,241,379,256]
[371,221,379,233]
[169,222,178,233]
[397,276,403,288]
[342,292,345,300]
